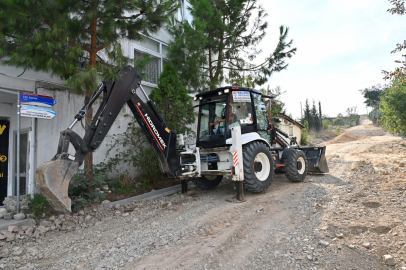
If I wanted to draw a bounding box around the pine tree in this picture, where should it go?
[311,100,319,131]
[303,99,311,128]
[0,0,177,181]
[149,64,195,135]
[318,101,323,130]
[167,0,296,91]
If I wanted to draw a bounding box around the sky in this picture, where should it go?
[257,0,406,119]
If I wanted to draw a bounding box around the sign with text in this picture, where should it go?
[232,91,251,102]
[20,92,57,108]
[0,120,9,205]
[21,105,56,119]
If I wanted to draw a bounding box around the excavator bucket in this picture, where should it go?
[35,159,79,212]
[299,146,329,174]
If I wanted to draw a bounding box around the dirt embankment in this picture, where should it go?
[0,118,405,270]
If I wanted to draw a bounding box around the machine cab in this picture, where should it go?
[195,86,272,148]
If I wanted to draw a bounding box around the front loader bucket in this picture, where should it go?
[299,146,329,174]
[35,160,79,212]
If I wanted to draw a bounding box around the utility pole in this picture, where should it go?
[300,102,303,119]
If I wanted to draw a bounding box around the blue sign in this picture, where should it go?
[20,93,57,108]
[20,105,56,120]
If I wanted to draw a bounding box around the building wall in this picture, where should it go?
[278,120,302,145]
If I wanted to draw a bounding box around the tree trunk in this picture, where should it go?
[84,16,99,183]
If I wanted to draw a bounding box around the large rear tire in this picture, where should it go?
[192,175,223,190]
[284,149,308,182]
[243,141,274,192]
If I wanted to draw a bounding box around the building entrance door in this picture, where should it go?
[0,120,10,205]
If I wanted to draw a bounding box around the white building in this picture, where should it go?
[0,3,193,205]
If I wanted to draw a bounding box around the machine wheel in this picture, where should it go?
[243,141,274,192]
[192,175,223,190]
[284,149,308,182]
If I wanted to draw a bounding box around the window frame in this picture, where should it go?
[130,35,169,88]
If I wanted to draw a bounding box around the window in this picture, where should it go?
[252,93,268,131]
[134,50,161,85]
[289,126,293,136]
[132,36,169,86]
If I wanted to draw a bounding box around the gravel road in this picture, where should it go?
[1,119,405,270]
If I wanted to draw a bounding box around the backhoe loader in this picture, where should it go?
[35,65,329,212]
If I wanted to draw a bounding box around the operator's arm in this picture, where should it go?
[210,118,225,126]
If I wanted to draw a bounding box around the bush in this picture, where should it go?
[380,82,406,136]
[322,119,330,130]
[335,125,343,134]
[104,122,163,189]
[25,194,55,219]
[300,128,309,145]
[68,163,107,211]
[333,117,344,126]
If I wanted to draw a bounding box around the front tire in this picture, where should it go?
[243,141,274,192]
[284,149,308,182]
[192,175,223,190]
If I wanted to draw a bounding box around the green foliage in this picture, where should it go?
[68,164,107,211]
[0,0,178,93]
[167,0,296,91]
[360,84,387,125]
[149,64,195,134]
[104,121,162,187]
[26,194,55,219]
[383,0,406,84]
[302,99,323,131]
[380,81,406,136]
[346,106,360,126]
[322,119,330,130]
[300,128,309,145]
[333,117,344,126]
[335,125,343,134]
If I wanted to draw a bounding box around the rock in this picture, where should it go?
[383,254,395,266]
[97,205,104,212]
[399,163,405,167]
[101,200,110,204]
[0,247,9,258]
[25,227,34,236]
[115,204,121,209]
[1,231,15,242]
[0,263,5,269]
[152,221,160,227]
[76,265,85,269]
[0,234,6,241]
[12,247,22,256]
[3,213,12,220]
[84,215,92,221]
[40,220,52,227]
[36,226,49,233]
[167,202,172,207]
[0,209,7,218]
[13,213,25,220]
[55,219,62,226]
[102,185,109,191]
[8,226,18,233]
[48,215,56,222]
[123,213,129,217]
[336,233,344,239]
[78,210,85,216]
[362,242,371,249]
[318,240,330,247]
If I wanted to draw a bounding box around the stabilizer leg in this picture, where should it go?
[181,180,188,193]
[235,181,245,201]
